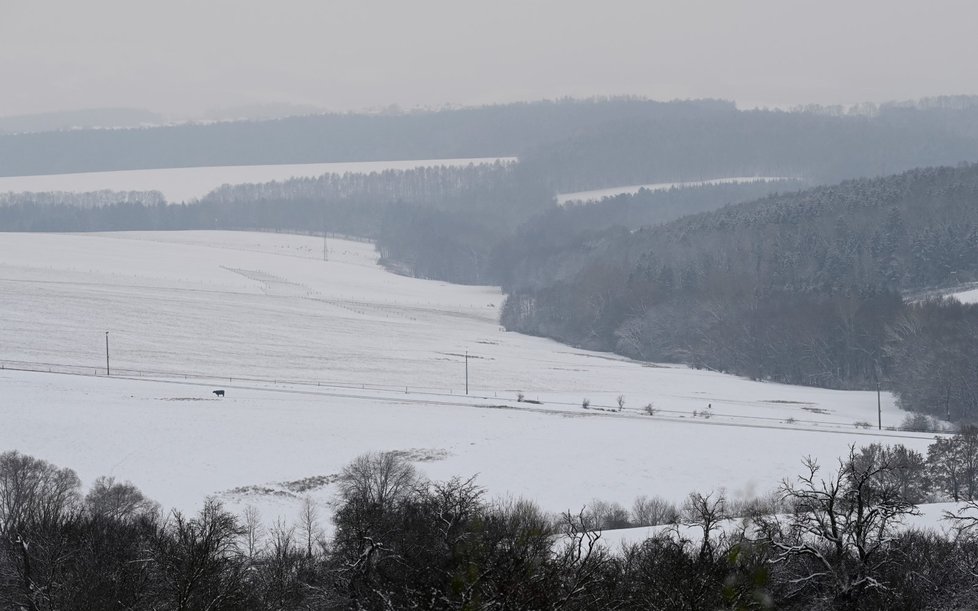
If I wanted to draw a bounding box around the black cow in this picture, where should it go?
[213,389,225,398]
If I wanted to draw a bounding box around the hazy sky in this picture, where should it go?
[2,0,977,118]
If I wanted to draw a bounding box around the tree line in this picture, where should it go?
[3,433,978,610]
[0,177,796,285]
[0,163,552,284]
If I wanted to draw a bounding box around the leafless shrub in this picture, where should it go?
[900,412,941,433]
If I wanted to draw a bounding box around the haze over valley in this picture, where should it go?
[4,2,978,608]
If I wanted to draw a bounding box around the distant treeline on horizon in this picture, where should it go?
[4,96,978,191]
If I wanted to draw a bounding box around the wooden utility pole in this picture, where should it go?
[873,362,882,430]
[105,331,110,376]
[877,381,881,430]
[465,350,469,395]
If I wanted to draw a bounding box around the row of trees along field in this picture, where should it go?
[498,165,978,422]
[0,163,552,284]
[3,436,978,610]
[0,177,798,284]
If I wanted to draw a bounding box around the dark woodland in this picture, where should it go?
[3,439,978,610]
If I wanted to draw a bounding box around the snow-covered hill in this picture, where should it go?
[0,231,936,522]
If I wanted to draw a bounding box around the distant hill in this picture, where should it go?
[4,98,978,194]
[0,108,164,135]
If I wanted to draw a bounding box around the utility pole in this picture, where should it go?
[323,231,328,262]
[465,350,469,395]
[873,362,882,431]
[877,381,882,431]
[105,331,110,376]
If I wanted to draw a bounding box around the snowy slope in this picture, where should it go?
[0,231,937,523]
[556,177,793,205]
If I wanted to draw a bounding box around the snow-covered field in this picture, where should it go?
[556,177,796,205]
[0,157,516,203]
[0,231,937,524]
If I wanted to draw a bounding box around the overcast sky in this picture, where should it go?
[2,0,977,118]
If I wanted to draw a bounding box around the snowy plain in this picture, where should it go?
[556,177,797,205]
[0,157,516,203]
[0,231,938,526]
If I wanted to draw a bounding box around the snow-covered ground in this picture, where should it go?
[0,231,937,525]
[0,157,516,203]
[949,284,978,304]
[596,502,971,551]
[556,177,796,206]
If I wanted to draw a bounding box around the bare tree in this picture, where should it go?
[430,475,483,548]
[298,495,321,559]
[241,505,264,561]
[681,491,728,561]
[943,500,978,579]
[85,476,160,522]
[760,446,920,606]
[552,508,609,609]
[852,443,929,504]
[928,428,978,502]
[269,517,297,562]
[152,499,246,611]
[585,499,632,530]
[632,495,680,526]
[0,451,81,534]
[337,452,420,508]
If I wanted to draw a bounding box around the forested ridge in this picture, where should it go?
[501,164,978,421]
[0,99,730,178]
